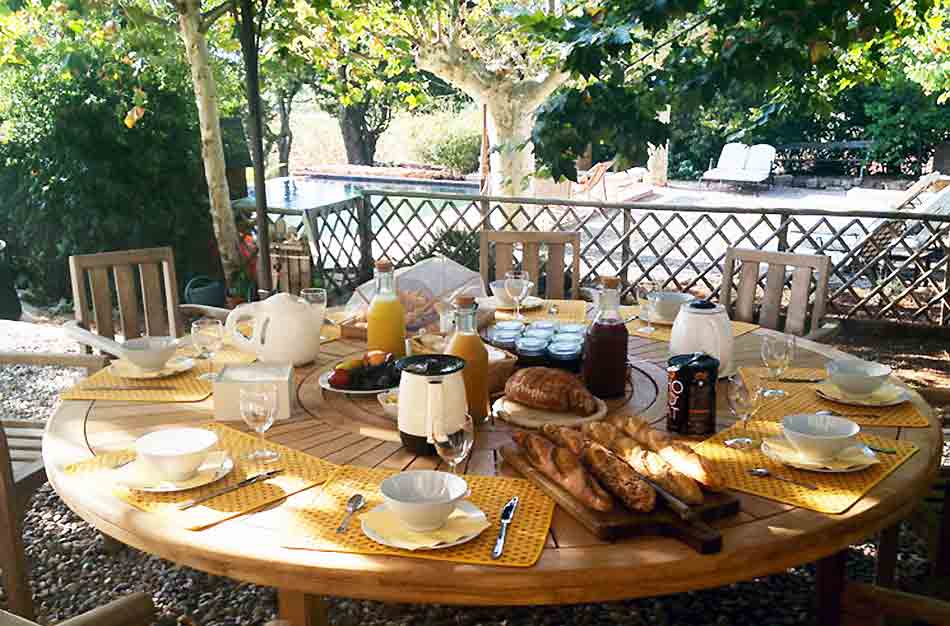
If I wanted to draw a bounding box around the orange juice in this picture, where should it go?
[446,295,489,422]
[366,259,406,357]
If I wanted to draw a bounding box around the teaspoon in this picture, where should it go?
[748,468,818,490]
[336,493,366,533]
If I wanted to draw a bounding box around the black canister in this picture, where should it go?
[667,353,719,436]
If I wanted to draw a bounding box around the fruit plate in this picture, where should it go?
[318,371,398,396]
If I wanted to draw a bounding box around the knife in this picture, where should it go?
[491,496,519,560]
[177,469,284,511]
[777,377,825,383]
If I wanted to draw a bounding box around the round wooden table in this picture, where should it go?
[43,329,942,626]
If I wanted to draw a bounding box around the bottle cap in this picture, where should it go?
[454,294,476,307]
[601,276,621,288]
[375,259,393,271]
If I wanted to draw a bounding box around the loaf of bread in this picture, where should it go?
[505,367,598,416]
[581,442,656,513]
[512,431,615,512]
[539,424,585,456]
[609,415,723,491]
[581,422,703,505]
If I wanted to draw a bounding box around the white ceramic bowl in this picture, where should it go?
[379,470,469,531]
[122,336,179,371]
[782,413,860,462]
[377,391,399,418]
[648,291,695,321]
[826,359,892,396]
[135,428,219,481]
[490,280,535,307]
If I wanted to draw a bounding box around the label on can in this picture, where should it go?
[666,353,719,435]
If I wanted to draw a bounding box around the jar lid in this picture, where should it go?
[515,336,548,355]
[554,330,585,342]
[689,300,716,310]
[528,320,558,331]
[523,327,555,340]
[494,320,525,332]
[454,294,476,307]
[374,259,393,271]
[490,329,520,347]
[547,340,582,359]
[558,323,587,334]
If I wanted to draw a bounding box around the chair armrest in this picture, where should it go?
[60,593,155,626]
[0,351,108,373]
[180,304,231,321]
[843,582,950,624]
[804,320,840,343]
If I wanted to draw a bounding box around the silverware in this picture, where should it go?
[548,303,559,316]
[177,469,284,511]
[491,496,519,560]
[778,377,825,383]
[82,385,176,391]
[748,468,817,490]
[336,493,366,533]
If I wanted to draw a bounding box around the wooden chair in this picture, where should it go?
[479,231,582,299]
[1,593,155,626]
[720,248,837,341]
[69,247,228,344]
[839,581,950,625]
[0,352,107,619]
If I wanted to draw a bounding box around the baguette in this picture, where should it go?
[539,424,585,456]
[581,442,656,513]
[511,431,615,512]
[582,422,703,505]
[610,415,723,491]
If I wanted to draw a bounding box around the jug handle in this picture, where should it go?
[224,302,261,353]
[425,379,443,444]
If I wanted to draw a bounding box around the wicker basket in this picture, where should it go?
[409,334,517,396]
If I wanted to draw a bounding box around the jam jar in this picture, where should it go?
[523,327,555,342]
[546,339,583,373]
[528,320,559,333]
[515,336,548,368]
[494,320,525,334]
[490,329,520,352]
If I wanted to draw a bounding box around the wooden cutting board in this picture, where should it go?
[499,445,740,553]
[493,396,608,429]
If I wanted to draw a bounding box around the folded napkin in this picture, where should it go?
[360,502,490,551]
[114,451,230,491]
[763,437,880,471]
[816,382,904,405]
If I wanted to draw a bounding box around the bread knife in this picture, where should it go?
[634,473,696,521]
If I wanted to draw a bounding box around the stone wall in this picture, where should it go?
[771,174,914,191]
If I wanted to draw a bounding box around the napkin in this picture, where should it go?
[816,382,904,405]
[763,437,880,471]
[113,451,230,491]
[360,503,490,551]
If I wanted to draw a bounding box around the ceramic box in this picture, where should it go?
[213,363,294,422]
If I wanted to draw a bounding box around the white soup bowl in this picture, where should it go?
[782,413,860,462]
[135,428,219,481]
[826,359,892,396]
[380,470,469,531]
[122,336,179,371]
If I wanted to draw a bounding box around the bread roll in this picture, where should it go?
[581,442,656,512]
[505,367,598,416]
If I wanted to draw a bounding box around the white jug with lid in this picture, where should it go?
[669,300,736,377]
[224,292,322,365]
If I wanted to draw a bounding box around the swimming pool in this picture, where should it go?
[247,175,478,211]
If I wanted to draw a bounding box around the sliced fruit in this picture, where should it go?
[328,369,352,389]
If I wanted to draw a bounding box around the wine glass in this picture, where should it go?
[430,411,474,475]
[760,334,796,397]
[192,319,224,381]
[240,386,279,463]
[300,287,328,340]
[504,270,530,320]
[637,279,656,334]
[724,376,763,449]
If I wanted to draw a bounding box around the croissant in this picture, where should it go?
[505,367,598,416]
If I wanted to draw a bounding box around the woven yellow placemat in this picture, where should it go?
[618,306,759,341]
[495,299,588,323]
[282,465,554,567]
[63,423,337,530]
[739,367,929,428]
[694,421,918,514]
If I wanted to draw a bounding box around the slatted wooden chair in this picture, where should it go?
[1,593,155,626]
[479,231,582,299]
[69,247,228,346]
[720,248,837,341]
[0,352,107,620]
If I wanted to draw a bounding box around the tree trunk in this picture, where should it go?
[339,105,376,165]
[485,99,536,198]
[276,90,294,178]
[176,0,241,281]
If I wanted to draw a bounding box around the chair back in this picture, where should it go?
[720,247,831,336]
[717,143,749,169]
[0,427,34,620]
[69,247,182,341]
[745,144,776,173]
[479,231,581,299]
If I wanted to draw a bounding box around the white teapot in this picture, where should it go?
[669,300,735,377]
[224,293,322,366]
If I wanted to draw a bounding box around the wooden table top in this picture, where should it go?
[42,328,942,606]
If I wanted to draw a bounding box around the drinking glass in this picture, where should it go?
[240,386,279,463]
[637,279,656,334]
[724,376,763,449]
[504,270,530,320]
[301,287,328,340]
[430,412,474,475]
[760,334,796,397]
[192,319,224,381]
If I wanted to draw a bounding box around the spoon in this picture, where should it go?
[748,468,818,490]
[336,493,366,533]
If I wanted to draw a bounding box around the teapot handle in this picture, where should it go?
[224,303,261,353]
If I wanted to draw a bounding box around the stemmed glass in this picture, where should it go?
[192,319,224,381]
[301,287,328,340]
[637,279,656,334]
[240,386,279,463]
[430,411,474,475]
[724,376,763,449]
[504,270,530,320]
[760,334,796,397]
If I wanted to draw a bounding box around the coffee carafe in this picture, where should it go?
[394,355,468,456]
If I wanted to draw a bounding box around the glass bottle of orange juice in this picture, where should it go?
[366,259,406,357]
[446,294,489,423]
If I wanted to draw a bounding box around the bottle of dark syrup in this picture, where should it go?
[582,276,629,398]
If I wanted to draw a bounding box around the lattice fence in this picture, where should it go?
[301,191,950,325]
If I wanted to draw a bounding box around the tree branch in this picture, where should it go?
[123,5,174,29]
[200,0,235,31]
[516,68,569,109]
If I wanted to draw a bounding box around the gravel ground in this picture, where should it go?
[1,319,946,625]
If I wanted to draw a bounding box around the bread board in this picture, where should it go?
[499,445,739,553]
[493,396,608,429]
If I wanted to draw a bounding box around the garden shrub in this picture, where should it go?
[420,128,482,176]
[0,9,219,302]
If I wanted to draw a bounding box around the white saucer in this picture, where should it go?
[108,356,195,380]
[815,382,910,407]
[361,501,487,551]
[114,452,234,492]
[476,296,545,311]
[761,438,877,473]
